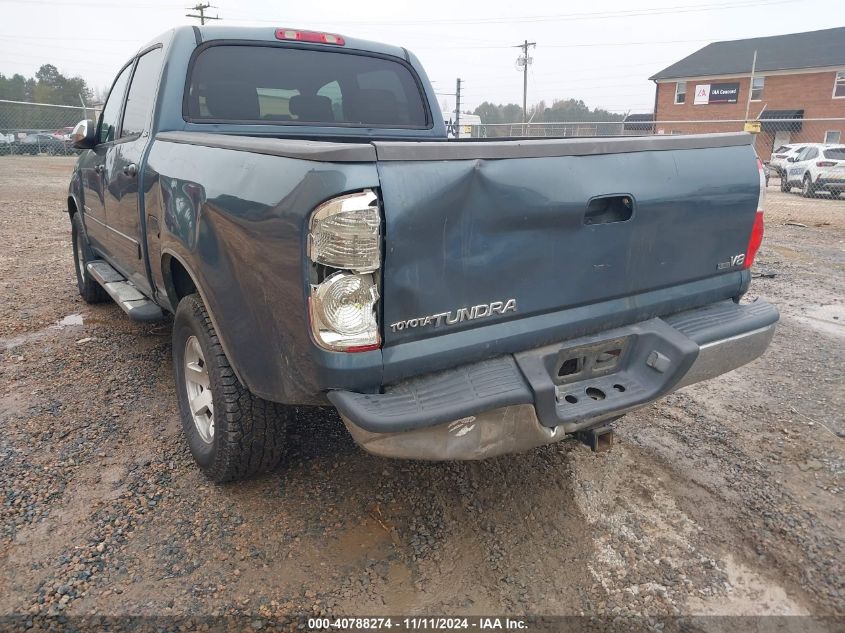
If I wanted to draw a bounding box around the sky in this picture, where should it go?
[0,0,840,115]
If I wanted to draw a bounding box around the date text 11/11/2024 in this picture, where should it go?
[307,617,528,630]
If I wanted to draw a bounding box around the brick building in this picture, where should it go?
[650,27,845,159]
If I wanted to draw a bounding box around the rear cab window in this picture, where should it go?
[185,44,430,128]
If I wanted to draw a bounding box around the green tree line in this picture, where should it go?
[0,64,92,105]
[474,98,625,124]
[0,65,93,132]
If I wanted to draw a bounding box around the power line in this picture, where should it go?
[221,0,795,27]
[185,3,220,25]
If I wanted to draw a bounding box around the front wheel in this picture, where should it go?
[172,294,290,482]
[780,174,790,193]
[70,213,109,303]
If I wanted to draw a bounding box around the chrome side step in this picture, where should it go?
[86,261,164,322]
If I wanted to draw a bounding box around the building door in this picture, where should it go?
[773,131,791,151]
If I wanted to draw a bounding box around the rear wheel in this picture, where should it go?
[831,191,842,199]
[70,213,109,303]
[802,175,816,198]
[173,294,290,482]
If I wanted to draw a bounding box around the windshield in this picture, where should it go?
[186,44,429,129]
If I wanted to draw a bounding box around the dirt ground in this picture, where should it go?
[0,157,843,630]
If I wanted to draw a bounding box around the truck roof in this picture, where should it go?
[140,25,409,61]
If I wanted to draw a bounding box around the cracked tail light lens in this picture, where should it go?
[310,272,380,351]
[308,190,382,352]
[308,190,380,272]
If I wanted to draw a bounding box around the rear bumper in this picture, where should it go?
[330,299,778,460]
[814,177,845,191]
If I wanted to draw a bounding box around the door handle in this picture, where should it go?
[123,163,138,177]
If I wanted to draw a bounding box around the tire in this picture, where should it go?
[172,294,289,482]
[780,175,790,193]
[831,191,842,199]
[70,213,109,303]
[802,175,815,198]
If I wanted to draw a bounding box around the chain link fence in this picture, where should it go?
[0,99,99,156]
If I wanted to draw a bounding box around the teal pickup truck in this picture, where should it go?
[66,25,777,481]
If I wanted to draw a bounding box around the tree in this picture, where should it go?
[473,101,524,125]
[0,73,33,102]
[474,98,624,125]
[0,64,92,105]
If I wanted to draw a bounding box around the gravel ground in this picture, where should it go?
[0,157,843,630]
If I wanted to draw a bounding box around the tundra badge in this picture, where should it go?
[389,299,516,332]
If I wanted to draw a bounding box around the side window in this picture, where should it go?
[805,148,818,160]
[750,76,764,101]
[121,48,163,138]
[674,81,686,104]
[834,71,845,98]
[99,65,132,144]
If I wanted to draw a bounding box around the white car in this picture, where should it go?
[783,144,845,198]
[768,144,806,184]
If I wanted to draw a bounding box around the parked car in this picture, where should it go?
[17,133,71,155]
[52,126,75,141]
[66,26,778,482]
[0,133,14,155]
[768,144,805,179]
[783,144,845,198]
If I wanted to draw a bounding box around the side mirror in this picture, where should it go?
[787,156,797,163]
[71,119,97,150]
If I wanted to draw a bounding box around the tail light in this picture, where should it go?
[816,161,836,167]
[308,190,381,352]
[744,159,765,269]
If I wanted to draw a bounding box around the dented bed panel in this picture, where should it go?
[146,139,383,402]
[377,142,760,347]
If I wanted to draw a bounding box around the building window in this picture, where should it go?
[751,76,764,101]
[674,81,686,104]
[834,71,845,98]
[825,130,841,144]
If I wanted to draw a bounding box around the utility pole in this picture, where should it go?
[515,40,536,123]
[185,3,220,25]
[455,78,462,139]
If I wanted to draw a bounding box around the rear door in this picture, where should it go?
[79,63,132,253]
[103,46,164,294]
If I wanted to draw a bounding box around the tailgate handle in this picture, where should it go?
[584,195,634,225]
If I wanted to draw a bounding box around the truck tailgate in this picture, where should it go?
[374,133,760,347]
